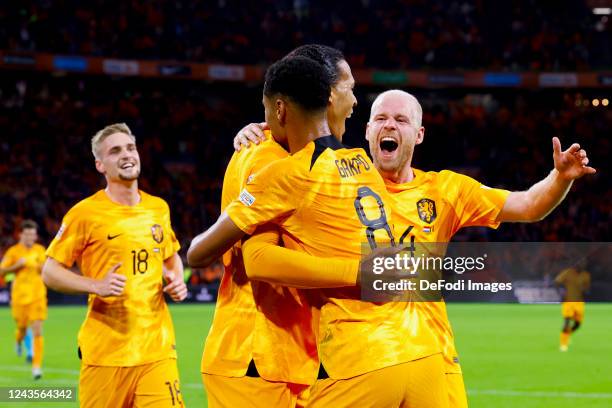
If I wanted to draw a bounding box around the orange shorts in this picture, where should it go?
[11,298,47,328]
[562,301,585,322]
[80,358,184,408]
[306,353,448,408]
[446,373,468,408]
[203,373,308,408]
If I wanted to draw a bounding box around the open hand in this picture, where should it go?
[553,137,596,181]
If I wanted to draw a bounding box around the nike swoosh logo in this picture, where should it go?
[107,233,122,240]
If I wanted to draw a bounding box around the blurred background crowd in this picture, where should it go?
[2,0,610,70]
[0,0,610,288]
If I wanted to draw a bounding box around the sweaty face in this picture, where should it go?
[96,132,141,181]
[328,60,357,139]
[20,228,37,247]
[366,93,424,175]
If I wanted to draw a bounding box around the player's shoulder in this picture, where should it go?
[227,132,288,182]
[139,190,170,212]
[302,135,372,170]
[437,169,469,182]
[411,169,464,192]
[33,243,46,252]
[232,131,288,166]
[64,190,106,218]
[3,243,19,254]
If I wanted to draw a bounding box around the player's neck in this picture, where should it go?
[286,117,331,153]
[382,165,415,184]
[19,240,33,249]
[105,181,141,206]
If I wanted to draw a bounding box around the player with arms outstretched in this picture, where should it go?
[42,123,188,408]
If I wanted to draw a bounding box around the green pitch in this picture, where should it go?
[1,303,611,407]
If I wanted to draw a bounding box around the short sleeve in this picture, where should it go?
[448,171,510,229]
[225,159,299,235]
[161,201,180,260]
[0,247,16,268]
[46,207,89,267]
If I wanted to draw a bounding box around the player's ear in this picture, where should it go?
[365,122,371,141]
[329,87,336,105]
[94,159,106,175]
[276,99,286,126]
[415,126,425,145]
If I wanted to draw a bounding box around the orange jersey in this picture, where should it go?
[46,190,180,366]
[1,243,46,305]
[555,268,590,301]
[386,168,510,373]
[226,136,441,380]
[202,131,321,385]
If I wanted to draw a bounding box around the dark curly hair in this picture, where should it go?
[286,44,345,86]
[263,55,332,112]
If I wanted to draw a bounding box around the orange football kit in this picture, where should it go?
[46,190,184,408]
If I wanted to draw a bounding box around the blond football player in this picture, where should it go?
[42,123,188,407]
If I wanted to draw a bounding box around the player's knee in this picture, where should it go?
[562,318,572,332]
[31,321,43,336]
[571,321,581,332]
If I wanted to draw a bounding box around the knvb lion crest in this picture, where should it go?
[151,224,164,243]
[416,198,437,224]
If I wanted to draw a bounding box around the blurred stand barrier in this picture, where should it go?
[2,50,612,88]
[0,283,221,305]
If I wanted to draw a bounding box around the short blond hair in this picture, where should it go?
[91,123,135,159]
[369,90,423,127]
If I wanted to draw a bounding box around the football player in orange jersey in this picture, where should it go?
[233,89,595,407]
[363,89,595,407]
[555,262,591,351]
[199,45,359,408]
[42,123,188,407]
[0,219,47,379]
[190,56,453,408]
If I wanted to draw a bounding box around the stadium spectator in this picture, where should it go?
[1,0,610,70]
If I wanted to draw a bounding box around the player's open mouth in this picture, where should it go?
[120,162,136,169]
[380,138,399,153]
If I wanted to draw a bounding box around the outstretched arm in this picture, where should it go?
[187,212,245,268]
[498,137,596,222]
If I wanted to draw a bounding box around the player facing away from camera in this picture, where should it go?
[199,45,359,408]
[189,57,450,408]
[42,123,188,408]
[555,264,591,351]
[0,220,47,379]
[233,89,596,408]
